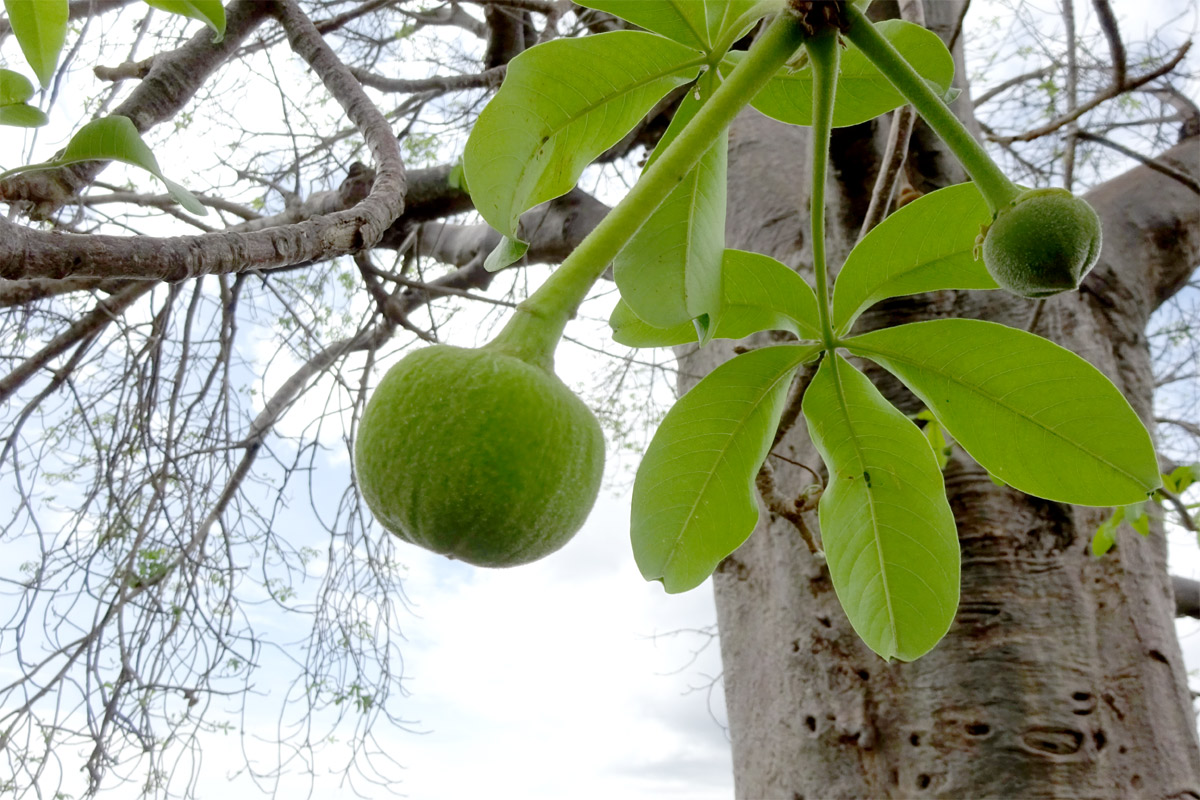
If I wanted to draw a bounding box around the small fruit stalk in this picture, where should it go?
[842,4,1102,298]
[355,10,814,567]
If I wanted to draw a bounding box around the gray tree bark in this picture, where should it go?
[687,3,1200,797]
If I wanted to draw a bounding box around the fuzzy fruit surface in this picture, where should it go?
[354,345,605,567]
[981,187,1102,298]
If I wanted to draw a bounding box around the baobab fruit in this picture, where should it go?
[980,187,1102,298]
[354,343,604,568]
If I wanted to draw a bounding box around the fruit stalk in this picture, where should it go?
[841,5,1020,215]
[487,9,813,367]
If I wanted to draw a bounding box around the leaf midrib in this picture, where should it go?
[829,356,900,658]
[851,338,1147,488]
[657,351,803,576]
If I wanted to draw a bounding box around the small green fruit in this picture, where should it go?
[354,344,605,568]
[981,187,1102,298]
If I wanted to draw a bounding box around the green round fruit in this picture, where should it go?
[354,344,605,568]
[981,187,1102,298]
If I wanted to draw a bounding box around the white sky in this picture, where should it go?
[2,1,1198,798]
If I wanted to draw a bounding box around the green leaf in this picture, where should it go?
[920,414,951,471]
[611,249,822,347]
[614,70,726,333]
[483,235,528,272]
[847,319,1161,506]
[5,0,68,88]
[1126,502,1150,536]
[833,182,995,334]
[0,102,48,127]
[802,354,960,662]
[0,69,35,105]
[726,20,953,128]
[463,31,704,267]
[1,116,206,215]
[143,0,226,41]
[632,343,820,592]
[1091,507,1122,556]
[576,0,769,53]
[1163,464,1199,495]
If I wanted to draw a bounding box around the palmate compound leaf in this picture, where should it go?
[846,319,1162,506]
[611,249,822,347]
[4,0,68,89]
[832,183,996,335]
[575,0,768,54]
[613,69,726,335]
[723,19,953,129]
[462,31,705,270]
[632,343,822,593]
[802,354,960,662]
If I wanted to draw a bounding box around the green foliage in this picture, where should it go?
[610,249,822,347]
[803,355,959,662]
[462,31,705,269]
[728,20,954,128]
[632,343,820,591]
[435,3,1158,662]
[143,0,226,42]
[0,115,206,214]
[4,0,68,88]
[0,67,45,125]
[832,182,995,334]
[576,0,771,55]
[613,70,727,335]
[846,319,1159,506]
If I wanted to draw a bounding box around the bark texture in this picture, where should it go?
[696,4,1200,798]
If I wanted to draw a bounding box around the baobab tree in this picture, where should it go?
[0,0,1196,797]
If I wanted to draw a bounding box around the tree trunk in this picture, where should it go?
[693,4,1200,797]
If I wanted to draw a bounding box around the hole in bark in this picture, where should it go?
[839,732,861,745]
[1131,775,1143,789]
[910,733,921,746]
[817,616,832,628]
[805,716,817,732]
[1073,692,1091,701]
[793,793,804,800]
[1094,731,1106,750]
[1021,726,1084,755]
[917,774,931,789]
[966,723,990,736]
[890,768,899,785]
[856,669,870,681]
[1149,649,1169,664]
[1119,745,1127,754]
[791,640,801,653]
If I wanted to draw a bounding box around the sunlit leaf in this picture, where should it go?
[833,182,995,334]
[0,102,48,127]
[725,20,953,128]
[847,319,1161,505]
[611,249,821,347]
[1,116,206,215]
[463,31,704,268]
[143,0,226,41]
[632,343,820,592]
[0,68,35,105]
[5,0,68,88]
[803,354,960,662]
[614,70,725,333]
[576,0,769,53]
